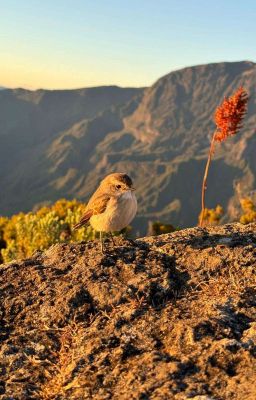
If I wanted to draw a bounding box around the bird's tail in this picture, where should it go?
[73,221,84,230]
[73,210,92,230]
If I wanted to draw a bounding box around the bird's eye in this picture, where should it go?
[116,184,121,190]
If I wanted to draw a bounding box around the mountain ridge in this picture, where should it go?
[0,61,255,233]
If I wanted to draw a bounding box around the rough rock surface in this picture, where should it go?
[0,223,255,399]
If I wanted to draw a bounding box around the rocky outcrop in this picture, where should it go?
[0,222,255,399]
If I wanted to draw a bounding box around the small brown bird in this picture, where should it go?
[73,173,137,252]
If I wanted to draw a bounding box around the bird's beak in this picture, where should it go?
[131,187,136,191]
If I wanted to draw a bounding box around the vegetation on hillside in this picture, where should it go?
[0,199,94,263]
[198,205,224,226]
[147,221,176,236]
[239,197,256,224]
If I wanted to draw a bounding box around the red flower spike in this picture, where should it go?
[214,87,248,142]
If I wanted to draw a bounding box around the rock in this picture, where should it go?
[0,222,255,399]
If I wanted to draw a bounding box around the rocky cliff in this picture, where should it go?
[0,222,255,399]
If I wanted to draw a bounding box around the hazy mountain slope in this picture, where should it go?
[115,61,256,230]
[64,61,255,232]
[0,86,143,214]
[0,62,255,233]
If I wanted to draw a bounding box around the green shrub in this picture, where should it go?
[239,198,256,224]
[0,199,94,263]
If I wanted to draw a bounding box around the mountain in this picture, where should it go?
[0,62,255,233]
[0,85,143,213]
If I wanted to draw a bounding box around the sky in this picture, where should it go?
[1,0,256,90]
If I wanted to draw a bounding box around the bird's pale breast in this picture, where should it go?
[90,191,137,232]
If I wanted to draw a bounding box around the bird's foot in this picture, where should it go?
[109,232,116,247]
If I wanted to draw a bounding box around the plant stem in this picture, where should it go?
[199,134,216,227]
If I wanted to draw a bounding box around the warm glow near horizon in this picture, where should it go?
[0,61,139,90]
[1,53,156,90]
[1,0,256,90]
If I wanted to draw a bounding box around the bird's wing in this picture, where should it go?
[73,193,111,229]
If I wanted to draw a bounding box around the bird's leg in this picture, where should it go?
[100,231,105,254]
[109,232,116,247]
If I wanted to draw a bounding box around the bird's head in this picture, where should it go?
[100,173,135,195]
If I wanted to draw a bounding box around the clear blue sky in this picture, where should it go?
[1,0,256,89]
